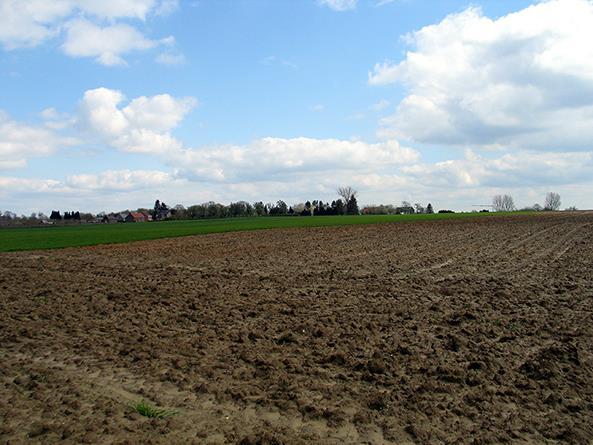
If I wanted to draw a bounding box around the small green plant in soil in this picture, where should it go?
[132,400,178,419]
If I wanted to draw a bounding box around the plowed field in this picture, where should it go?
[1,213,593,444]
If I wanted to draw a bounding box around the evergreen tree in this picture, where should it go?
[426,203,434,214]
[153,200,161,219]
[333,199,345,215]
[346,195,359,215]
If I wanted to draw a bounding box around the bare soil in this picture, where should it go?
[1,213,593,444]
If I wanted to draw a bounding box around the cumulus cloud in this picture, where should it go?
[0,111,76,169]
[369,0,593,150]
[318,0,358,11]
[66,169,173,191]
[0,0,179,65]
[62,19,166,66]
[77,87,196,154]
[174,137,420,182]
[0,176,64,193]
[401,150,593,189]
[0,170,174,194]
[0,0,70,49]
[75,88,419,184]
[0,169,178,215]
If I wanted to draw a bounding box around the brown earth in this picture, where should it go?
[1,212,593,444]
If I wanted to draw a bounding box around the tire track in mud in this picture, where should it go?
[502,223,593,274]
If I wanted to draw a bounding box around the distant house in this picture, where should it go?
[126,212,148,223]
[99,213,122,223]
[395,206,415,215]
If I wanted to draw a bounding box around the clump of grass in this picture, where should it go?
[132,400,178,419]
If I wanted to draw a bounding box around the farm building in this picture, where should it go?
[125,212,150,223]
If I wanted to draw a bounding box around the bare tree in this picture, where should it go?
[544,192,561,211]
[502,195,515,212]
[492,194,516,212]
[337,186,358,214]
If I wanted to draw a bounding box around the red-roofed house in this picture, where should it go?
[126,212,148,223]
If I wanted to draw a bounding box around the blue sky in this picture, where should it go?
[1,0,592,214]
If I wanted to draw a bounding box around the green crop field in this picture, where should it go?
[0,212,527,252]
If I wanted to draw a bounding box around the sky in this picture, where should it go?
[1,0,592,214]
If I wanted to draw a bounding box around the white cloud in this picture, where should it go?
[62,19,167,66]
[318,0,358,11]
[8,146,592,213]
[400,150,593,189]
[78,87,196,154]
[369,0,593,150]
[173,137,420,182]
[0,0,71,49]
[310,104,325,112]
[156,51,186,65]
[0,169,174,194]
[40,107,74,130]
[0,110,76,169]
[0,176,64,192]
[75,0,165,20]
[0,169,178,215]
[72,88,414,191]
[0,0,178,65]
[66,169,173,191]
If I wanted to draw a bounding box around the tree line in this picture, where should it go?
[0,188,576,227]
[492,192,565,212]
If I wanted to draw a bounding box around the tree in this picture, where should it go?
[253,201,267,216]
[414,203,425,214]
[346,195,359,215]
[337,186,358,214]
[153,200,170,220]
[276,200,288,215]
[302,201,312,216]
[171,204,187,219]
[292,203,306,214]
[544,192,561,211]
[492,194,515,212]
[332,199,344,215]
[316,200,326,216]
[426,203,434,214]
[269,200,288,216]
[50,210,62,220]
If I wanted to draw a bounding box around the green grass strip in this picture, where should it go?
[0,212,532,252]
